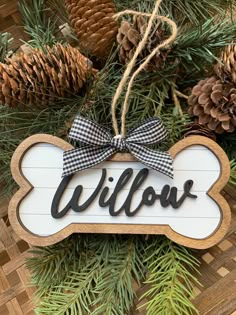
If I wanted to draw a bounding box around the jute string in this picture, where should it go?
[112,0,178,137]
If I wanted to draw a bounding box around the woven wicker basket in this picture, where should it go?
[0,3,32,311]
[0,200,35,315]
[191,191,236,315]
[0,0,28,50]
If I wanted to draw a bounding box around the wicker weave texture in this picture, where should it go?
[0,0,28,49]
[191,192,236,315]
[0,199,35,315]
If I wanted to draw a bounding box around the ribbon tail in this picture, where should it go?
[62,146,116,177]
[129,143,174,178]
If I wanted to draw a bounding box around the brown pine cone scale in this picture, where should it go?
[183,123,216,141]
[65,0,118,60]
[0,44,94,107]
[188,76,236,134]
[215,45,236,83]
[117,16,171,71]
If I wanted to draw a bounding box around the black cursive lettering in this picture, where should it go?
[51,169,106,218]
[99,168,133,216]
[121,168,149,216]
[51,168,198,219]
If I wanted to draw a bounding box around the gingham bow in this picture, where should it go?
[62,116,174,178]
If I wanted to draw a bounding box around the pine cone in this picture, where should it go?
[188,76,236,134]
[183,123,216,141]
[65,0,118,60]
[117,16,170,71]
[0,44,94,107]
[215,45,236,83]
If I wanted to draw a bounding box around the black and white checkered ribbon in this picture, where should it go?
[62,116,174,178]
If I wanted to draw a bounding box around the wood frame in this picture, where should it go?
[8,134,231,249]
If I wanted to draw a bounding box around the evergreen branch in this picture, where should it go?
[19,0,62,48]
[33,235,146,315]
[169,18,236,83]
[114,0,235,25]
[0,32,13,62]
[86,58,190,139]
[35,263,97,315]
[46,0,69,25]
[159,0,235,25]
[29,235,95,313]
[177,18,236,54]
[229,160,236,186]
[91,237,146,315]
[0,96,85,197]
[28,236,201,315]
[160,112,191,149]
[26,236,82,288]
[140,237,200,315]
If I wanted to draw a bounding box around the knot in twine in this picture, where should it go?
[112,0,178,137]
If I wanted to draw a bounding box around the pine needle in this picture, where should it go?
[229,160,236,186]
[114,0,235,25]
[31,235,146,315]
[91,237,145,315]
[159,0,235,25]
[19,0,63,48]
[140,237,200,315]
[0,32,13,62]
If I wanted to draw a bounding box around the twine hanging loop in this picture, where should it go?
[111,0,178,137]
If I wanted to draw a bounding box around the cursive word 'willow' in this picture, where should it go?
[51,168,197,218]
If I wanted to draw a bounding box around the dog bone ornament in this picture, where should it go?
[9,134,231,249]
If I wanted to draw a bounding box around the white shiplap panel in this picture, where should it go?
[22,146,64,169]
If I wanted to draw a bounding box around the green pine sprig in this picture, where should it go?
[159,0,235,25]
[174,18,236,78]
[19,0,63,48]
[26,236,80,288]
[30,235,145,315]
[91,237,145,315]
[27,235,200,315]
[34,259,97,314]
[141,237,201,315]
[114,0,235,25]
[0,32,13,62]
[229,160,236,187]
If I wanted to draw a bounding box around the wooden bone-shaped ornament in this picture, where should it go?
[8,134,231,249]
